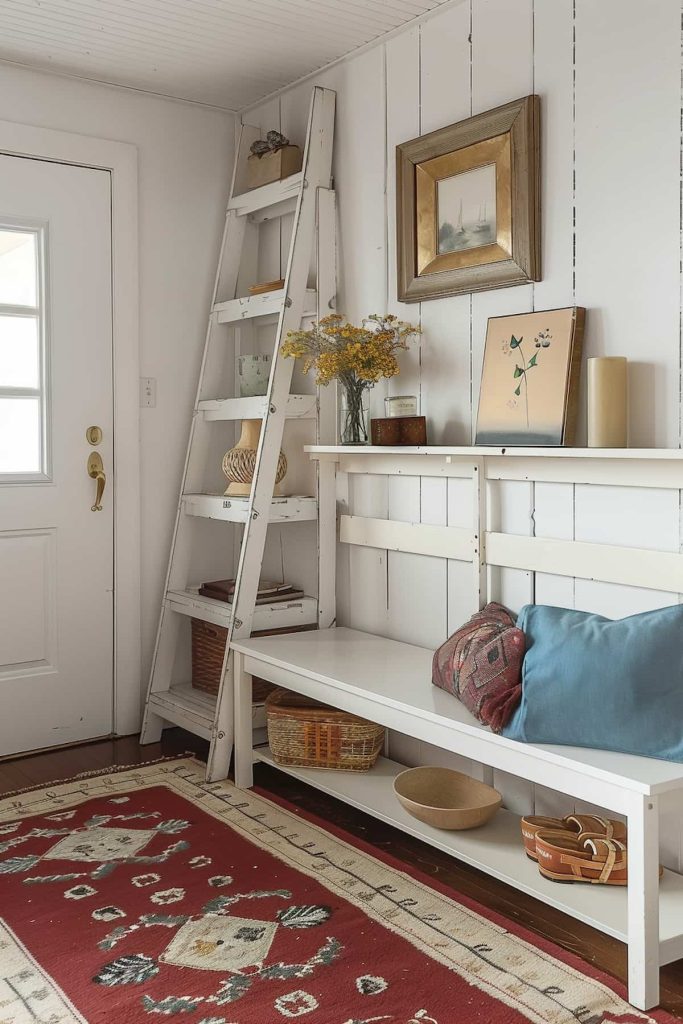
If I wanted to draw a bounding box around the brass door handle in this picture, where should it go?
[88,452,106,511]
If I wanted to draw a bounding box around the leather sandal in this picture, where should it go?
[534,829,628,885]
[520,813,627,860]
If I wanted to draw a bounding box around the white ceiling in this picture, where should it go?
[0,0,449,111]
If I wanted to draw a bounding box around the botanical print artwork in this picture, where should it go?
[0,757,673,1024]
[437,163,497,253]
[476,307,583,446]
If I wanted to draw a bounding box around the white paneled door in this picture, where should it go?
[0,154,114,755]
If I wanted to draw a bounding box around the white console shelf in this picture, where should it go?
[228,444,683,1012]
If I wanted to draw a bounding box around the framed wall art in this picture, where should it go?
[396,95,540,302]
[475,307,585,446]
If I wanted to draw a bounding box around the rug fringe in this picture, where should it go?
[0,751,203,801]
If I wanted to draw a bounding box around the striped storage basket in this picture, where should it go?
[265,689,385,772]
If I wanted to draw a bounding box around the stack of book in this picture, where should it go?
[198,579,304,605]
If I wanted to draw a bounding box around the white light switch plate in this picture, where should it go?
[140,377,156,408]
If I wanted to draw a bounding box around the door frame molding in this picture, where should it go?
[0,120,141,736]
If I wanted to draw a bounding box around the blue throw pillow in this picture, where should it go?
[502,603,683,762]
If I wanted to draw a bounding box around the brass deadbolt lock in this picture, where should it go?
[86,425,103,446]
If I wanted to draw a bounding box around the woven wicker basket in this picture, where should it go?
[266,689,385,772]
[190,619,314,698]
[191,619,227,695]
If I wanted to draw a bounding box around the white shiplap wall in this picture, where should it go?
[246,0,683,870]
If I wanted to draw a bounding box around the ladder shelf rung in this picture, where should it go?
[148,683,215,739]
[182,493,317,524]
[212,288,317,324]
[166,588,318,630]
[148,683,268,741]
[228,172,304,216]
[198,394,316,421]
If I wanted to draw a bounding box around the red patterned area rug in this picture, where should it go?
[0,756,676,1024]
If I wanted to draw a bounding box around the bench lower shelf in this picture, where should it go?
[254,744,683,965]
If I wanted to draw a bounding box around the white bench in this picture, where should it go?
[229,446,683,1011]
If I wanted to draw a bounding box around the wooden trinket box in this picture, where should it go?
[371,415,427,446]
[247,145,302,189]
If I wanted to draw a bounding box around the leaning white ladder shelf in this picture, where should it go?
[231,444,683,1012]
[140,86,337,780]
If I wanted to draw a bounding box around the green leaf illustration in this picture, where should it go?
[510,335,521,349]
[527,353,538,367]
[513,366,523,378]
[514,385,521,397]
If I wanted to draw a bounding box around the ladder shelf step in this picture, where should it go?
[228,172,304,216]
[166,588,318,631]
[213,288,317,324]
[149,683,268,741]
[198,394,316,421]
[182,493,317,524]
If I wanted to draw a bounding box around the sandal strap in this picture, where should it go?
[583,835,627,882]
[565,813,615,837]
[557,836,627,882]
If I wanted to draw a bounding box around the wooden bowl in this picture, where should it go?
[393,766,502,830]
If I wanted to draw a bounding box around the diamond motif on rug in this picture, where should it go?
[45,825,155,862]
[161,914,278,971]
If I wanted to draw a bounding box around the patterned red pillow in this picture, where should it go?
[432,602,525,733]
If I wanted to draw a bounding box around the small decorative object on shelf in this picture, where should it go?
[199,578,305,605]
[247,131,302,190]
[587,356,628,447]
[371,414,427,446]
[385,394,418,417]
[222,418,286,496]
[266,689,385,771]
[397,415,427,445]
[393,766,502,830]
[371,417,401,445]
[475,306,585,446]
[238,354,272,397]
[282,313,420,445]
[248,278,285,295]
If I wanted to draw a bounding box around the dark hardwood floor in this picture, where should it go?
[3,730,682,1019]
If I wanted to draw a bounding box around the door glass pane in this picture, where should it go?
[0,315,39,388]
[0,231,37,307]
[0,397,41,473]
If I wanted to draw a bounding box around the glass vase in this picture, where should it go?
[339,384,370,445]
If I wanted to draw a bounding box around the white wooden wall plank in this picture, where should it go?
[574,0,680,448]
[419,2,473,444]
[532,0,574,312]
[386,26,421,410]
[341,514,472,560]
[574,485,680,617]
[533,481,575,608]
[487,532,683,595]
[447,477,476,632]
[386,476,443,646]
[348,474,389,636]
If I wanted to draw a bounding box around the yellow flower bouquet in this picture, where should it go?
[282,313,420,443]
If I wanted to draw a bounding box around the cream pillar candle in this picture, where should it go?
[587,357,628,448]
